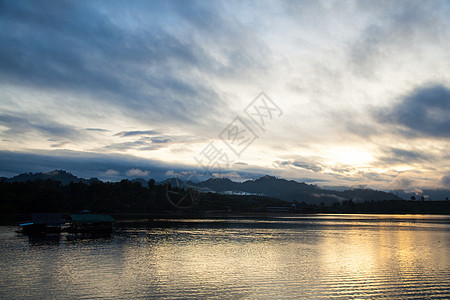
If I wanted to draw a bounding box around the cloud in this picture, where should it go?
[292,161,323,172]
[377,84,450,138]
[50,142,70,148]
[147,135,201,144]
[150,136,171,144]
[442,174,450,187]
[348,1,450,77]
[165,170,198,178]
[125,168,149,177]
[376,147,433,166]
[313,193,347,202]
[163,168,264,183]
[99,140,162,152]
[390,174,414,190]
[211,171,242,179]
[275,159,323,172]
[150,134,203,145]
[0,112,81,140]
[165,170,176,176]
[0,0,269,130]
[104,169,119,176]
[96,133,202,152]
[0,150,172,180]
[388,170,441,193]
[85,128,109,132]
[114,130,159,137]
[1,1,450,191]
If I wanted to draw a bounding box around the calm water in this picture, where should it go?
[1,214,449,299]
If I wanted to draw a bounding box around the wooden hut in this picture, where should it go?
[67,214,114,233]
[18,213,64,234]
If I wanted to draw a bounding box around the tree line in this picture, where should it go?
[1,178,449,217]
[0,178,289,215]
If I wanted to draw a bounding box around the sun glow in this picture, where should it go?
[323,146,374,166]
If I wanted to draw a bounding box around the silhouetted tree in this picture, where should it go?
[148,179,155,190]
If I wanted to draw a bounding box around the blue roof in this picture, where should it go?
[70,214,114,223]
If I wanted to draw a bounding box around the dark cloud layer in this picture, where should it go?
[0,150,267,182]
[376,147,434,166]
[0,112,81,139]
[0,0,269,128]
[378,84,450,138]
[0,150,175,180]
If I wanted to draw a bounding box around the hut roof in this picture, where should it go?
[31,213,64,225]
[70,214,114,223]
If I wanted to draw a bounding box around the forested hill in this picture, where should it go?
[1,171,449,216]
[189,175,401,204]
[3,171,403,205]
[1,170,97,185]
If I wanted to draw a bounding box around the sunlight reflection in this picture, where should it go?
[2,216,448,299]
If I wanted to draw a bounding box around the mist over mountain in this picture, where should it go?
[393,189,450,202]
[189,175,402,205]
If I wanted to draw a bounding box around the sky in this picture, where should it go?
[1,0,450,192]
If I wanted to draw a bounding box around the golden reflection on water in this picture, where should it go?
[318,217,450,298]
[110,217,450,298]
[0,215,449,299]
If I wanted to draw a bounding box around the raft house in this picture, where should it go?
[67,214,114,233]
[18,213,65,234]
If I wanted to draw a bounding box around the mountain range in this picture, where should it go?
[2,171,449,204]
[183,176,403,204]
[0,170,98,185]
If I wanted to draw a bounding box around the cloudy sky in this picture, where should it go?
[1,0,450,191]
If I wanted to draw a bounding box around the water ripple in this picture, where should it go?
[0,215,449,299]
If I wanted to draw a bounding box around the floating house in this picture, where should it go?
[67,214,114,233]
[18,213,65,234]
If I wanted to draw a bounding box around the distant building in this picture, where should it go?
[266,207,290,212]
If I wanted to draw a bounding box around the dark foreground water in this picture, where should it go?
[1,214,449,299]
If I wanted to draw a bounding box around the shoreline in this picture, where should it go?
[2,211,450,226]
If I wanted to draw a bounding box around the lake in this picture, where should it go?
[1,214,449,299]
